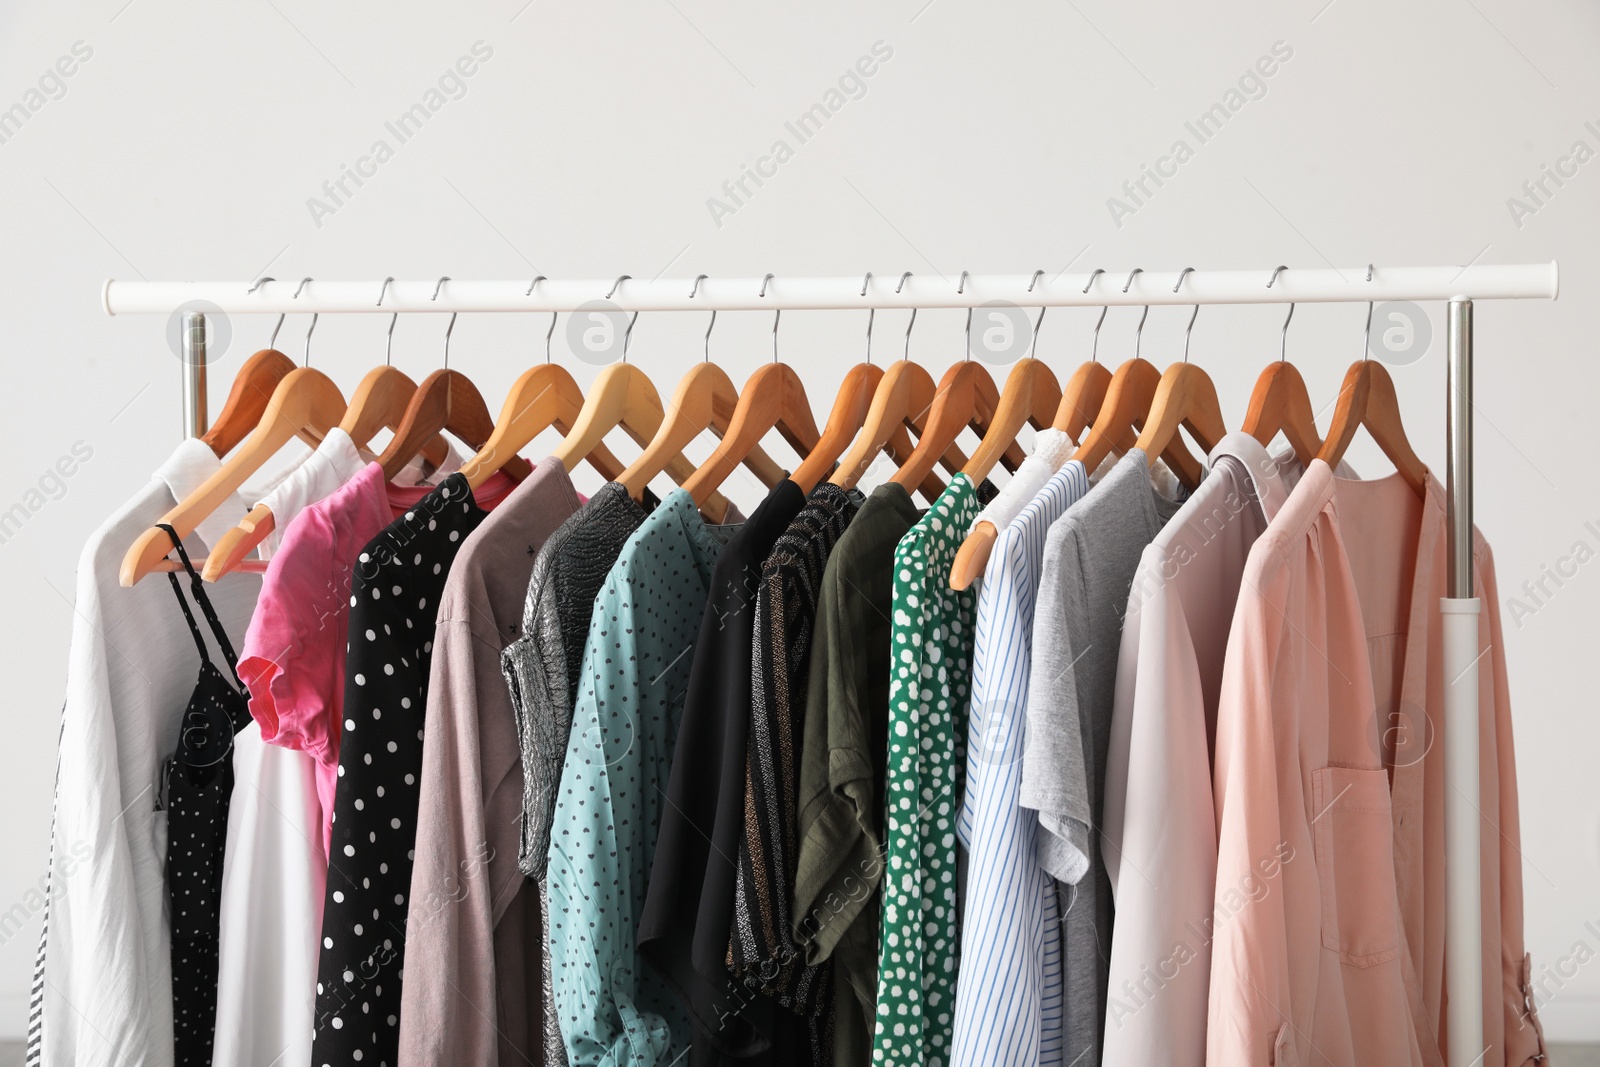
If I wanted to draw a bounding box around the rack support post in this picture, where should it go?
[1443,298,1484,1066]
[181,310,208,439]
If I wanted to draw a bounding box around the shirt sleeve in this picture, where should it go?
[1099,547,1215,1067]
[236,508,340,766]
[397,616,499,1067]
[547,577,678,1066]
[792,557,881,965]
[1205,561,1303,1066]
[1020,523,1094,884]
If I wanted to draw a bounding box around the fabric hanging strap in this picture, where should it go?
[155,524,242,685]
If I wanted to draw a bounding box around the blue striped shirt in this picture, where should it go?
[951,461,1091,1067]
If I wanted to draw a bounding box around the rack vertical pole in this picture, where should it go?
[180,310,208,439]
[1443,298,1484,1065]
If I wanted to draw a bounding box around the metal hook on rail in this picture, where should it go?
[378,277,396,365]
[860,272,874,364]
[896,272,916,362]
[759,273,779,363]
[691,275,715,362]
[1363,264,1376,361]
[1123,268,1149,362]
[250,277,285,351]
[959,272,972,360]
[526,276,554,364]
[1029,270,1047,360]
[292,277,315,366]
[1266,266,1295,364]
[432,276,456,370]
[1175,268,1198,363]
[607,275,639,363]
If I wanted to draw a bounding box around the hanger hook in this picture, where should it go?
[1363,263,1376,360]
[1028,274,1050,359]
[756,274,779,362]
[893,273,915,361]
[432,276,456,371]
[691,275,716,362]
[1081,267,1104,295]
[607,275,630,300]
[1172,267,1199,363]
[291,277,314,366]
[1267,266,1294,363]
[526,276,555,364]
[956,272,975,360]
[1121,269,1148,360]
[860,272,875,364]
[252,277,285,350]
[1122,267,1142,294]
[1173,267,1194,294]
[1090,305,1109,363]
[623,309,638,363]
[377,277,396,366]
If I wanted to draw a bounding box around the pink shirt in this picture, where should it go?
[1207,462,1545,1067]
[237,462,514,852]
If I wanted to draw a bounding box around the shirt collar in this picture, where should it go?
[152,437,255,555]
[1207,431,1296,521]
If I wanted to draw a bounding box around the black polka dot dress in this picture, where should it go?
[156,525,254,1067]
[310,475,494,1067]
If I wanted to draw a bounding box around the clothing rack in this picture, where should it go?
[103,262,1561,1067]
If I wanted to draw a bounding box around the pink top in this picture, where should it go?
[1207,462,1544,1067]
[238,462,516,853]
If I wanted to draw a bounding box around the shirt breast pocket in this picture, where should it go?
[1311,766,1401,968]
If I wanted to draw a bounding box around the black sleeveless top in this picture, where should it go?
[156,524,253,1067]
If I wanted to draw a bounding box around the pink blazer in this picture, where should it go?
[1207,462,1545,1067]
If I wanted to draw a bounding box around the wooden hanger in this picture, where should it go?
[1243,362,1322,465]
[202,363,454,582]
[1069,357,1161,474]
[1053,359,1113,441]
[681,360,821,520]
[889,359,1013,493]
[546,362,659,478]
[946,356,1062,591]
[200,347,296,458]
[617,362,784,503]
[376,368,532,483]
[1132,358,1224,490]
[830,359,954,501]
[121,367,346,586]
[1316,357,1428,493]
[1241,301,1323,465]
[460,362,625,489]
[788,362,883,493]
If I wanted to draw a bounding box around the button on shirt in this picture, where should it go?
[950,459,1090,1067]
[547,489,735,1067]
[1097,434,1309,1067]
[1022,450,1183,1067]
[872,473,984,1067]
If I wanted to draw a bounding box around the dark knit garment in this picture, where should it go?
[728,483,861,1064]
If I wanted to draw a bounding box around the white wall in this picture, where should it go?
[1,0,1596,1043]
